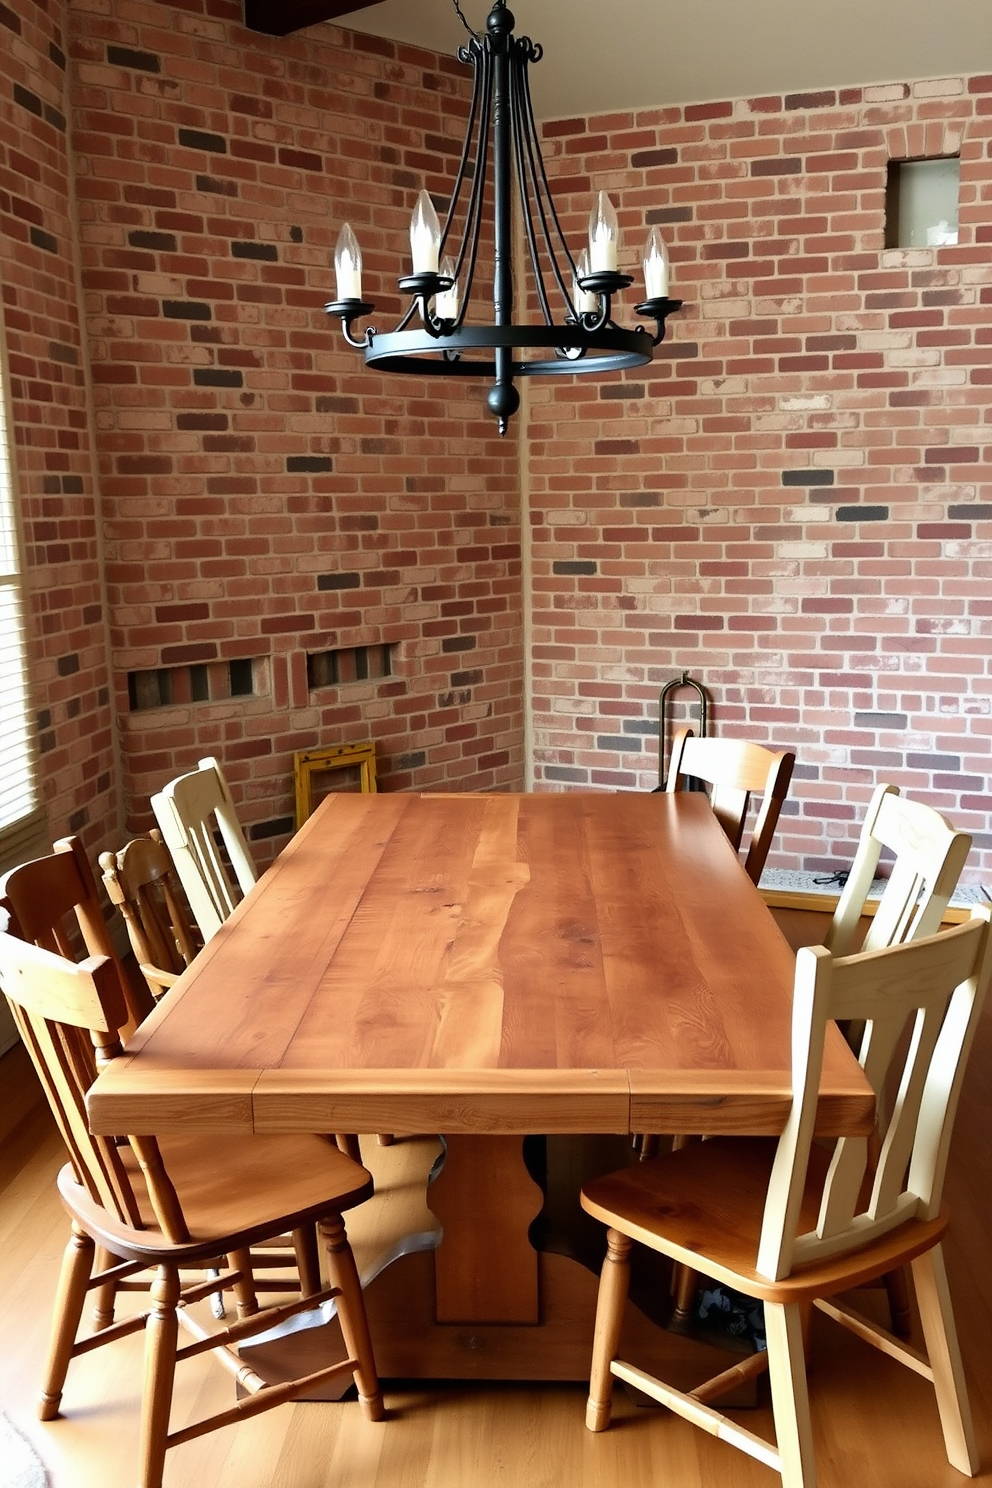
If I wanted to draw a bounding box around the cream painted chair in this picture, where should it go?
[582,906,992,1488]
[150,757,257,942]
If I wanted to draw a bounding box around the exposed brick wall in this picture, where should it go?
[0,0,119,856]
[66,0,524,862]
[532,78,992,882]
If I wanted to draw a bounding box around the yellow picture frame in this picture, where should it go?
[293,741,377,829]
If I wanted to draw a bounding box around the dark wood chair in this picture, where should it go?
[665,728,796,884]
[0,926,385,1488]
[582,907,992,1488]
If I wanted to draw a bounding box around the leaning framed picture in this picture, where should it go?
[293,740,377,828]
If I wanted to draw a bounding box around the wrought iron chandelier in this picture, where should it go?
[324,0,681,434]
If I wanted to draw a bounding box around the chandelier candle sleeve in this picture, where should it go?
[589,193,619,273]
[334,223,362,302]
[643,227,669,299]
[436,256,459,320]
[411,191,441,275]
[573,249,598,315]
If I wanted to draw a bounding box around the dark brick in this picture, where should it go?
[107,45,160,71]
[544,767,589,783]
[249,816,294,841]
[782,469,834,486]
[43,104,66,132]
[13,84,41,116]
[287,456,333,472]
[632,148,678,168]
[232,240,278,261]
[129,231,177,251]
[836,506,889,522]
[0,4,22,34]
[163,300,211,320]
[193,368,243,387]
[907,753,961,771]
[396,752,426,771]
[29,227,58,254]
[49,40,65,67]
[316,572,360,590]
[57,654,80,677]
[179,129,227,154]
[451,669,484,687]
[646,206,693,225]
[601,384,645,400]
[441,635,476,653]
[196,174,238,197]
[948,504,992,520]
[553,560,597,575]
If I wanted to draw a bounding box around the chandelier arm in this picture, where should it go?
[452,38,492,317]
[515,44,581,297]
[440,31,485,284]
[509,45,558,328]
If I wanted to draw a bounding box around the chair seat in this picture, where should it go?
[58,1133,373,1265]
[581,1137,948,1305]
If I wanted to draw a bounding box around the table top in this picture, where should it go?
[87,791,873,1140]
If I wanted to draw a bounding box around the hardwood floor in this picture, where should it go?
[2,907,992,1488]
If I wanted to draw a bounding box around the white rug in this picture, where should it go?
[0,1415,48,1488]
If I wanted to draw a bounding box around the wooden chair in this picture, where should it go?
[100,832,201,1001]
[0,928,385,1488]
[665,728,796,884]
[825,783,973,958]
[150,757,257,942]
[669,783,974,1334]
[0,834,153,1030]
[582,906,992,1488]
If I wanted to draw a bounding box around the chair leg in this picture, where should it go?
[882,1264,914,1338]
[293,1225,322,1297]
[39,1222,95,1421]
[911,1246,978,1474]
[586,1227,633,1432]
[321,1213,384,1422]
[336,1133,362,1162]
[229,1248,259,1318]
[671,1264,699,1329]
[764,1301,817,1488]
[91,1245,118,1330]
[138,1264,180,1488]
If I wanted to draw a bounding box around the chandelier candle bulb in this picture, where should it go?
[589,192,619,273]
[643,226,669,299]
[334,223,363,301]
[410,190,441,275]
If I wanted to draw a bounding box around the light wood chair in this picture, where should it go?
[582,906,992,1488]
[669,783,975,1334]
[825,782,973,958]
[150,756,257,942]
[0,928,385,1488]
[665,728,796,884]
[100,832,201,1001]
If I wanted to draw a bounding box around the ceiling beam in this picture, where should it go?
[243,0,381,38]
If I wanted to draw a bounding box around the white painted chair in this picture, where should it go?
[825,782,973,957]
[150,757,257,942]
[582,905,992,1488]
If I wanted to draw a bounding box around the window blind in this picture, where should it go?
[0,335,44,873]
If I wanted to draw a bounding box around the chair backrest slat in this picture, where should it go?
[151,757,257,942]
[665,728,796,883]
[826,784,972,958]
[756,906,992,1281]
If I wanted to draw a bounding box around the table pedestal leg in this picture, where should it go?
[429,1134,543,1324]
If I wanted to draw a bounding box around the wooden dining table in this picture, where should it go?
[87,790,873,1387]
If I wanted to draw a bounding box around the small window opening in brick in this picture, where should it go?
[307,643,393,691]
[885,156,959,249]
[127,658,261,711]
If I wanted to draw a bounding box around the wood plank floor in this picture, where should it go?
[2,907,991,1488]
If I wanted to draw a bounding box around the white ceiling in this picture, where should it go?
[335,0,992,121]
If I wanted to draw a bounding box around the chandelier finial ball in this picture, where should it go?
[487,381,520,431]
[487,1,514,38]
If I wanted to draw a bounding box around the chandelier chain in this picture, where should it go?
[450,0,482,41]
